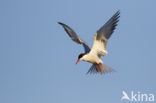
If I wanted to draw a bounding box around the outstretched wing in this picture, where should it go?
[90,11,120,57]
[97,10,120,40]
[58,22,90,53]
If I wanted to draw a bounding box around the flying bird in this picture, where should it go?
[58,11,120,74]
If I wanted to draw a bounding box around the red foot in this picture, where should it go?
[98,64,101,72]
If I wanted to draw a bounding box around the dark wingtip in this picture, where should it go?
[58,22,63,25]
[58,22,68,27]
[115,10,120,16]
[117,10,120,13]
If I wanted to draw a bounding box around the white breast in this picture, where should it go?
[81,53,103,64]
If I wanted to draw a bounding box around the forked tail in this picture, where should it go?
[86,63,114,74]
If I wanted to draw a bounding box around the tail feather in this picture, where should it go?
[86,63,114,75]
[86,64,98,74]
[101,63,114,74]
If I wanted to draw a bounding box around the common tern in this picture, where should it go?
[58,11,120,74]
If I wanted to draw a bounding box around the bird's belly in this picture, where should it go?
[83,55,102,64]
[83,58,96,63]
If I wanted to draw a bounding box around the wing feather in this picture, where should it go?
[58,22,90,53]
[97,10,120,40]
[90,11,120,57]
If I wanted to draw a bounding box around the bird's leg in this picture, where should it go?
[98,64,101,72]
[95,65,98,72]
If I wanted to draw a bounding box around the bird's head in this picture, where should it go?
[76,53,86,64]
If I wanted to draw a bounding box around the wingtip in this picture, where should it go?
[117,10,120,13]
[115,10,120,17]
[58,22,63,25]
[58,22,67,27]
[116,10,120,15]
[113,10,120,19]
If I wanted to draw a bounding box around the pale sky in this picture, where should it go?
[0,0,156,103]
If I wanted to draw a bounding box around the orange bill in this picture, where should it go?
[76,59,80,64]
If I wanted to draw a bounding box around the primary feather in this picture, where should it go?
[58,22,90,53]
[90,11,120,58]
